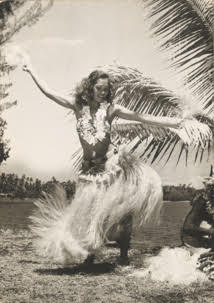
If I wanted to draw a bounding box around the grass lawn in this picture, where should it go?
[0,229,214,303]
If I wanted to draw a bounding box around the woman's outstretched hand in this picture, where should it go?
[22,63,32,73]
[22,54,33,73]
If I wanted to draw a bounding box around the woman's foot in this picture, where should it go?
[83,254,95,266]
[117,256,130,266]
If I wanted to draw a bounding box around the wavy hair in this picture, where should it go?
[74,70,113,107]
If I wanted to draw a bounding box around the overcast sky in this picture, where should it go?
[1,0,213,186]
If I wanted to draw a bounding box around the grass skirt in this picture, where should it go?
[30,150,163,264]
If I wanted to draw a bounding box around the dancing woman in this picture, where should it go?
[22,61,209,265]
[22,64,181,173]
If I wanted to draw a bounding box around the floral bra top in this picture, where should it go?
[76,102,111,145]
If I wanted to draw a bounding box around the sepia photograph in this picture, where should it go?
[0,0,214,302]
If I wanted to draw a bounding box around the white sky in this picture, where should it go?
[1,0,213,185]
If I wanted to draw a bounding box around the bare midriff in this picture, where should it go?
[78,134,111,161]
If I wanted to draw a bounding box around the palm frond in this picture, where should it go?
[111,117,213,164]
[70,147,83,172]
[0,100,17,112]
[1,0,54,45]
[105,65,182,117]
[143,0,214,107]
[71,115,213,172]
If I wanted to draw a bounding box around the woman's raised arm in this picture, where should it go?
[113,105,182,129]
[23,63,76,110]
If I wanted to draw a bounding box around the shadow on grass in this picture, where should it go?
[34,262,116,276]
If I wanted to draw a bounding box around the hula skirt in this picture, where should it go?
[30,149,163,264]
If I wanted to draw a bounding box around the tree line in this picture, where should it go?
[163,184,198,202]
[0,172,204,202]
[0,173,75,199]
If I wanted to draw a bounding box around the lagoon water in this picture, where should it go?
[0,200,191,248]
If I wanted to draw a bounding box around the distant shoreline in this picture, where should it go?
[0,198,190,204]
[0,197,36,203]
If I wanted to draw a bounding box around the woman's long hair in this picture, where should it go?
[74,70,113,107]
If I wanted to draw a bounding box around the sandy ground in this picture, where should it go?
[0,229,214,303]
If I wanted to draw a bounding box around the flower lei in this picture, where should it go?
[76,103,110,145]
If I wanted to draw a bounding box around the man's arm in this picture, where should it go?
[185,224,214,237]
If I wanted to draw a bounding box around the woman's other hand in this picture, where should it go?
[22,63,32,73]
[22,53,32,73]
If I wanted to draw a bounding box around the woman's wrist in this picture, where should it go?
[22,63,33,74]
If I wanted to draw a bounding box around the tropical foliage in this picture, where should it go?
[163,184,199,201]
[0,0,53,165]
[0,173,75,199]
[0,117,9,164]
[0,171,211,202]
[109,66,213,163]
[143,0,214,108]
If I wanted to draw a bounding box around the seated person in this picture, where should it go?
[181,175,214,279]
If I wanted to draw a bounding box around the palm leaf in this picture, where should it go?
[111,117,213,164]
[1,0,54,45]
[71,147,83,172]
[71,115,213,172]
[143,0,214,108]
[107,65,214,162]
[106,65,182,117]
[0,101,17,112]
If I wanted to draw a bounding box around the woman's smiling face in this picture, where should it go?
[93,78,110,103]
